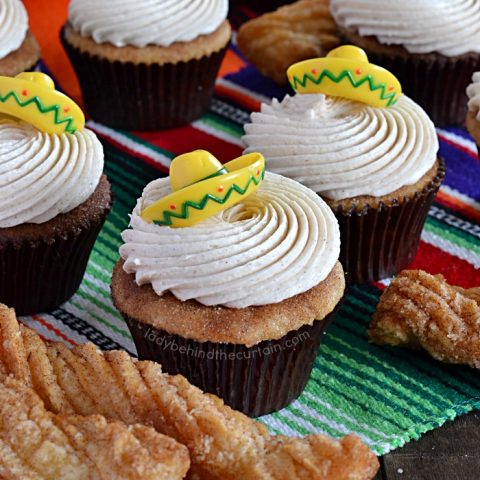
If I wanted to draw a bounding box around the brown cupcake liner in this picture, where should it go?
[61,28,228,131]
[342,41,480,126]
[331,159,446,285]
[0,182,111,315]
[124,300,343,417]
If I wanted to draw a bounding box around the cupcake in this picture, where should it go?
[61,0,231,131]
[466,72,480,152]
[330,0,480,126]
[112,149,344,417]
[0,73,111,315]
[0,0,41,77]
[243,46,445,284]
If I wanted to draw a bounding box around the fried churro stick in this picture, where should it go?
[237,0,339,85]
[0,304,379,480]
[369,270,480,368]
[0,377,190,480]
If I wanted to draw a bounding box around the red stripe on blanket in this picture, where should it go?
[133,126,243,162]
[215,84,261,112]
[438,134,479,161]
[436,190,480,223]
[19,320,48,342]
[373,240,479,289]
[89,126,170,173]
[32,315,78,346]
[408,241,480,289]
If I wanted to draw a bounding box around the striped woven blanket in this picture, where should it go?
[20,3,480,456]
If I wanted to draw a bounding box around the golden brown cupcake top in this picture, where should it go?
[112,259,344,346]
[63,21,231,65]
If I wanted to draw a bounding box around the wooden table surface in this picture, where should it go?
[375,411,480,479]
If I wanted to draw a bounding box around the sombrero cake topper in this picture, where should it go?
[287,45,402,108]
[0,72,84,134]
[141,150,265,228]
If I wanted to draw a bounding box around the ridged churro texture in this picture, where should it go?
[237,0,339,85]
[0,377,190,480]
[0,304,379,480]
[369,270,480,368]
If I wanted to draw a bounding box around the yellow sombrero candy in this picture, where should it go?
[141,150,265,227]
[0,72,84,134]
[287,45,402,108]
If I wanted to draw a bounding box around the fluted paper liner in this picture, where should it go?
[0,177,111,315]
[61,28,228,131]
[124,301,342,418]
[331,159,446,285]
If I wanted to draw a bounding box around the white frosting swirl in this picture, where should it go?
[0,118,104,228]
[0,0,28,59]
[467,72,480,120]
[120,172,340,308]
[331,0,480,56]
[68,0,228,48]
[242,94,438,200]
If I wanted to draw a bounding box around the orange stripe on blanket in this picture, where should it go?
[436,190,480,223]
[215,83,261,112]
[31,315,77,347]
[219,49,246,77]
[24,0,83,106]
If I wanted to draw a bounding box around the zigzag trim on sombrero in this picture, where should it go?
[290,69,398,107]
[0,90,77,133]
[153,168,265,226]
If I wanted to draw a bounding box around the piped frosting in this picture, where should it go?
[242,93,438,200]
[331,0,480,57]
[0,118,104,227]
[120,172,340,308]
[69,0,228,48]
[0,0,28,59]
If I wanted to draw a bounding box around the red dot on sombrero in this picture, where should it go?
[63,106,70,113]
[217,186,224,192]
[311,69,318,75]
[21,89,28,96]
[256,169,261,175]
[355,68,362,75]
[169,204,176,210]
[388,85,394,91]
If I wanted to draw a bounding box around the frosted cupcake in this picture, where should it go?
[112,150,344,416]
[330,0,480,126]
[0,0,40,77]
[243,46,445,284]
[61,0,231,130]
[0,73,111,314]
[466,72,480,152]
